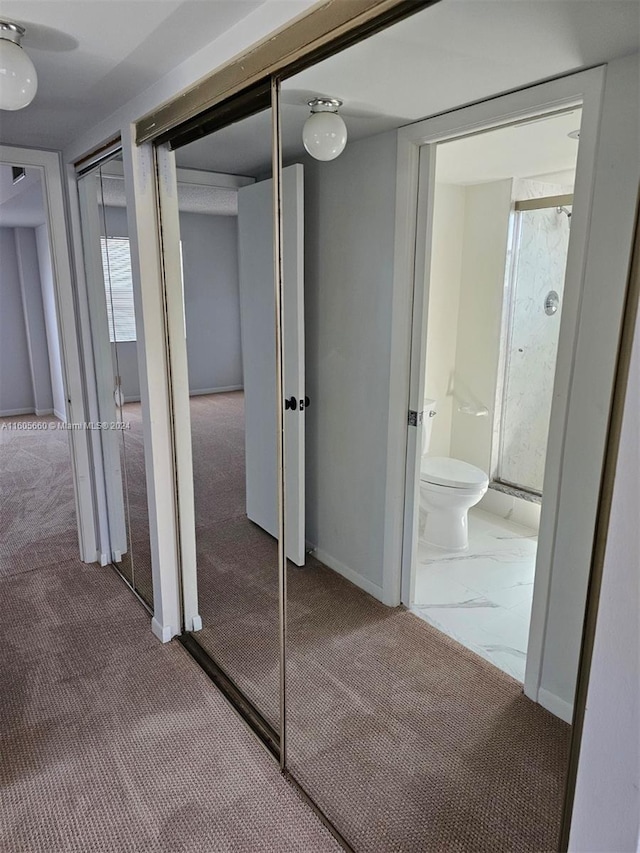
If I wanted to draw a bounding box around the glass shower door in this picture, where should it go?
[497,203,572,494]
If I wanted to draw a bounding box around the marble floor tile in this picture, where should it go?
[412,508,538,683]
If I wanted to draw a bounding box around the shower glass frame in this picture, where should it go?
[493,194,574,499]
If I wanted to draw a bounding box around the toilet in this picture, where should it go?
[419,400,489,551]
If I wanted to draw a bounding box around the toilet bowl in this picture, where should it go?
[419,456,489,551]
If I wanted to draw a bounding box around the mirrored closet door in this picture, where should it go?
[149,2,613,848]
[77,153,153,607]
[278,4,581,850]
[157,96,290,740]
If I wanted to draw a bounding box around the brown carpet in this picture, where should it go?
[0,414,79,577]
[184,392,570,852]
[118,402,153,606]
[2,397,571,852]
[0,558,339,852]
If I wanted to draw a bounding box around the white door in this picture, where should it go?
[238,164,305,566]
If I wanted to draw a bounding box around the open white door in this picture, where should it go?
[238,164,305,566]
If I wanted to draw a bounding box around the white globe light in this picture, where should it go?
[0,27,37,111]
[302,108,347,162]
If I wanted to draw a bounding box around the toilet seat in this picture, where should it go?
[420,456,488,490]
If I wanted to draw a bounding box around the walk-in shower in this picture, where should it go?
[494,194,573,497]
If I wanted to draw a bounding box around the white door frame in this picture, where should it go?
[149,143,260,636]
[386,62,638,718]
[0,145,98,563]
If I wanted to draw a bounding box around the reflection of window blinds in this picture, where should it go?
[100,237,136,342]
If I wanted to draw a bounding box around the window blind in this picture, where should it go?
[100,237,136,342]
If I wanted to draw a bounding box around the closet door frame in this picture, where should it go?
[0,144,99,564]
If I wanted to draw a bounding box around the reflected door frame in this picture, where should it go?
[394,63,640,724]
[0,144,99,563]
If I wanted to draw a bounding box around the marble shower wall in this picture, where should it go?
[498,194,572,493]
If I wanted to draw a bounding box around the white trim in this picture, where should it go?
[101,159,254,189]
[153,143,200,635]
[538,688,573,724]
[311,548,384,602]
[123,134,183,641]
[151,617,175,644]
[53,409,66,421]
[0,145,98,563]
[392,67,617,714]
[189,385,243,396]
[66,163,113,562]
[35,408,54,417]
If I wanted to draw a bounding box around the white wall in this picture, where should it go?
[35,224,66,420]
[0,228,34,415]
[536,53,640,723]
[424,183,465,457]
[102,204,243,398]
[303,131,398,596]
[14,228,54,415]
[569,284,640,852]
[450,179,513,471]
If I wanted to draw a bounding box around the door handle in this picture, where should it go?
[284,396,297,411]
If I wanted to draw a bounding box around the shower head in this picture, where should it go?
[556,205,572,219]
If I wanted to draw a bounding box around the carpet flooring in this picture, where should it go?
[183,392,571,852]
[0,414,79,577]
[0,558,339,852]
[2,396,571,852]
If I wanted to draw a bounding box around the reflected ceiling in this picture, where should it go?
[175,0,638,176]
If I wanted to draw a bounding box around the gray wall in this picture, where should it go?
[35,224,66,420]
[302,131,398,594]
[0,228,35,415]
[103,206,243,398]
[181,211,243,393]
[15,228,54,415]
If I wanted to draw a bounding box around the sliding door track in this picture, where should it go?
[177,634,356,851]
[177,633,280,760]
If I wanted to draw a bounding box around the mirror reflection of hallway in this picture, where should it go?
[0,164,78,577]
[276,6,590,849]
[77,153,153,607]
[163,102,303,735]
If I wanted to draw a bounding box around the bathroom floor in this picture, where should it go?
[411,508,537,682]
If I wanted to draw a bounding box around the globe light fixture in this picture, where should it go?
[302,98,347,161]
[0,21,38,111]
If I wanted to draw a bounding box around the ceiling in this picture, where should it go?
[0,0,265,149]
[0,166,46,227]
[175,0,639,177]
[1,0,637,167]
[435,109,581,185]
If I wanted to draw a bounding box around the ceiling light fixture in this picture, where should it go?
[0,21,38,111]
[302,98,347,161]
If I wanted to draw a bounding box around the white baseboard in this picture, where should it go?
[0,407,36,417]
[124,395,141,404]
[538,687,573,723]
[35,407,54,416]
[151,617,176,644]
[311,546,385,603]
[189,385,243,397]
[54,408,66,421]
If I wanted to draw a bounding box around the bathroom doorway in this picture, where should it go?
[406,108,582,707]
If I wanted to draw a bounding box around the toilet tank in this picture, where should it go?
[422,399,437,455]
